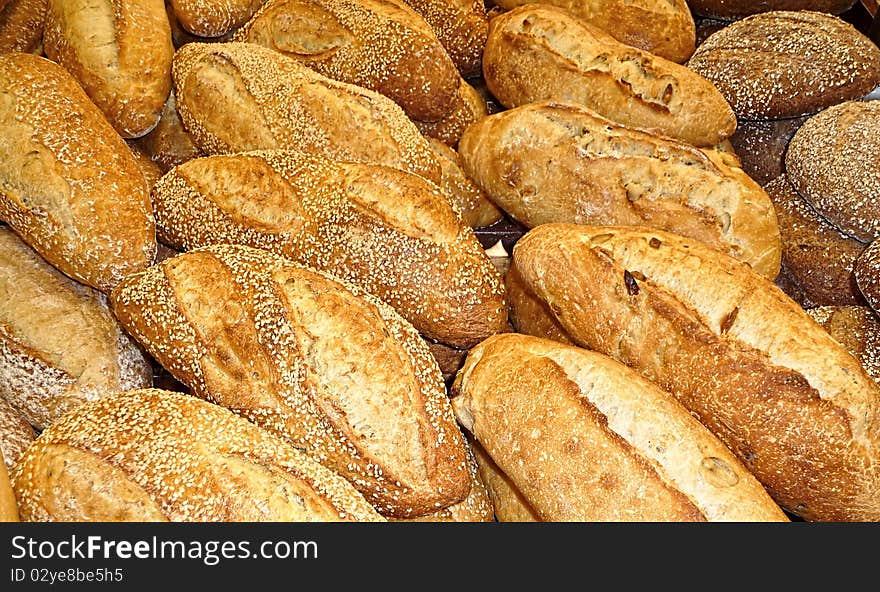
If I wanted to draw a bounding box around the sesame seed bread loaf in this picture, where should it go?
[807,306,880,384]
[855,240,880,314]
[0,227,153,431]
[0,450,17,521]
[450,333,788,521]
[481,5,735,147]
[0,53,157,295]
[43,0,174,138]
[172,41,442,184]
[489,0,697,64]
[134,93,203,174]
[109,244,472,518]
[170,0,266,37]
[0,0,46,54]
[727,116,806,186]
[426,138,503,229]
[12,389,385,522]
[0,396,35,469]
[509,223,880,521]
[414,78,487,148]
[687,11,880,120]
[458,101,782,280]
[150,150,508,349]
[470,437,539,522]
[233,0,461,123]
[688,0,856,20]
[398,0,487,78]
[785,101,880,243]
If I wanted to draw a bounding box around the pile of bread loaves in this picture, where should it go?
[0,0,879,523]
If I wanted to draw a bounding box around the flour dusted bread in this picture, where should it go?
[470,438,539,522]
[451,333,787,521]
[0,53,157,294]
[0,0,46,53]
[0,396,35,469]
[12,389,384,522]
[398,0,487,78]
[170,0,266,37]
[110,244,471,518]
[509,224,880,521]
[458,101,781,279]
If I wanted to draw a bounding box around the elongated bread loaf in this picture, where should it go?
[510,223,880,521]
[458,101,781,279]
[170,0,266,37]
[0,396,34,469]
[172,41,442,184]
[451,333,787,521]
[151,150,507,349]
[0,0,46,53]
[0,53,157,294]
[398,0,487,78]
[0,450,16,521]
[110,244,471,518]
[482,5,735,147]
[12,389,385,522]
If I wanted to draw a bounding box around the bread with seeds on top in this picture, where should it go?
[171,41,442,184]
[0,0,46,54]
[170,0,266,37]
[12,389,385,522]
[398,0,487,78]
[109,244,472,518]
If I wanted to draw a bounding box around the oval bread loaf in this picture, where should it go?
[398,0,487,78]
[0,395,35,469]
[170,0,266,37]
[12,389,385,522]
[0,53,157,294]
[727,116,806,187]
[109,244,471,518]
[0,0,46,54]
[510,223,880,521]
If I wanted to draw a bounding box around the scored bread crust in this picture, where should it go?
[109,244,471,518]
[11,389,385,522]
[450,333,787,521]
[150,150,508,349]
[170,0,266,37]
[0,0,46,54]
[458,101,781,280]
[397,0,487,78]
[172,41,442,184]
[511,223,880,521]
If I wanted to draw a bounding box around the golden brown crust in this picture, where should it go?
[134,92,203,174]
[470,437,539,521]
[511,224,880,521]
[504,263,575,345]
[458,101,781,279]
[426,138,502,229]
[171,0,265,37]
[855,240,880,315]
[0,53,157,294]
[807,306,880,384]
[12,389,385,521]
[0,0,46,53]
[172,41,442,184]
[127,142,164,194]
[482,5,735,147]
[0,450,17,521]
[0,395,35,469]
[415,78,488,148]
[110,245,471,518]
[398,0,487,78]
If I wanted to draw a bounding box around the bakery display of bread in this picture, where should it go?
[170,0,266,38]
[0,395,35,469]
[807,305,880,383]
[855,239,880,314]
[398,0,487,78]
[0,0,46,54]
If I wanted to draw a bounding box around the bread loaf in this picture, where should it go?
[0,53,157,294]
[490,0,696,63]
[855,240,880,315]
[458,101,781,279]
[0,395,35,469]
[427,138,502,229]
[0,0,46,53]
[172,41,442,184]
[134,93,203,174]
[414,78,487,148]
[12,389,385,521]
[482,5,735,147]
[688,0,856,20]
[470,438,539,521]
[509,223,880,521]
[505,263,575,345]
[0,450,17,521]
[151,150,507,349]
[398,0,487,78]
[110,244,471,517]
[127,142,164,194]
[687,11,880,120]
[233,0,460,123]
[170,0,266,37]
[451,333,787,521]
[43,0,174,138]
[727,116,805,186]
[0,226,153,430]
[807,306,880,384]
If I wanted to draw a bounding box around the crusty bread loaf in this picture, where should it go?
[727,116,805,186]
[414,78,487,148]
[134,93,203,174]
[151,150,507,349]
[470,437,539,521]
[170,0,266,37]
[855,240,880,315]
[0,53,157,294]
[482,6,735,147]
[233,0,460,123]
[0,449,17,521]
[688,0,856,20]
[458,101,781,279]
[110,244,471,518]
[172,42,442,184]
[12,389,385,521]
[687,11,880,120]
[510,223,880,521]
[807,306,880,384]
[765,174,867,306]
[0,227,152,431]
[0,395,35,469]
[427,138,502,229]
[0,0,46,53]
[43,0,174,138]
[785,101,880,243]
[490,0,696,63]
[451,333,787,521]
[505,262,575,345]
[398,0,487,78]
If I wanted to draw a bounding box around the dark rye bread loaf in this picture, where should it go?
[150,151,508,349]
[785,101,880,244]
[109,245,471,518]
[688,0,856,19]
[0,0,46,53]
[398,0,487,78]
[509,223,880,521]
[170,0,266,37]
[0,396,35,469]
[687,11,880,120]
[855,240,880,315]
[727,116,806,186]
[807,306,880,384]
[458,101,782,279]
[172,42,442,185]
[482,5,735,147]
[451,333,787,521]
[12,389,385,521]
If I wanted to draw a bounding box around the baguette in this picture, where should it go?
[451,333,787,521]
[12,389,385,521]
[398,0,487,78]
[0,450,16,521]
[0,53,157,294]
[0,0,46,54]
[0,395,35,469]
[510,223,880,521]
[458,101,781,279]
[170,0,266,37]
[110,244,471,517]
